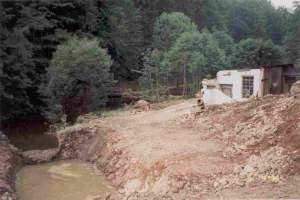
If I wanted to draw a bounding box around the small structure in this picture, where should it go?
[202,64,297,105]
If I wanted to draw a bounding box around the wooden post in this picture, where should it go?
[183,61,187,96]
[155,64,160,101]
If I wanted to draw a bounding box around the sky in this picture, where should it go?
[270,0,295,9]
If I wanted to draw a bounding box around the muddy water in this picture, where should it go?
[16,160,112,200]
[3,116,58,151]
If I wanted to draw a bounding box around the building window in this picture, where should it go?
[242,76,254,98]
[220,84,233,97]
[207,85,216,89]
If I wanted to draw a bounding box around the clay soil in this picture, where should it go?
[2,95,300,200]
[60,95,300,199]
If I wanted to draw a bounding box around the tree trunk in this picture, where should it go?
[183,62,187,96]
[155,65,160,102]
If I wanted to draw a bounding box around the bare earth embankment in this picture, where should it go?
[59,95,300,199]
[0,139,21,200]
[1,95,300,200]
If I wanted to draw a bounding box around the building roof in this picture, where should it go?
[260,64,294,68]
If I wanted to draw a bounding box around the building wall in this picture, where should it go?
[202,68,264,105]
[217,69,264,101]
[202,87,235,105]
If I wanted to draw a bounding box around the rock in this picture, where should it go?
[0,132,8,143]
[242,165,255,174]
[22,148,59,164]
[0,192,14,200]
[236,180,246,187]
[290,81,300,96]
[170,180,186,193]
[133,100,150,112]
[124,179,142,195]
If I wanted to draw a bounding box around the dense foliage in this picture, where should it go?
[153,12,198,51]
[0,0,102,123]
[43,37,113,123]
[166,31,227,95]
[233,39,283,68]
[1,0,300,124]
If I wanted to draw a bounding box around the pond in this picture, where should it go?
[16,160,113,200]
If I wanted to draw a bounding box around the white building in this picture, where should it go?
[202,64,296,106]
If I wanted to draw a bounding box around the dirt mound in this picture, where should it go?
[191,95,300,193]
[133,100,150,112]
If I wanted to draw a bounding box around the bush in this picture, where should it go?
[42,36,113,124]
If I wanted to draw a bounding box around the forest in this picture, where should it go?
[1,0,300,125]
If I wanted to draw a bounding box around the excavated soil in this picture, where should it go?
[57,95,300,199]
[1,95,300,200]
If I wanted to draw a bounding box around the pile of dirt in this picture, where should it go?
[133,100,150,112]
[191,95,300,194]
[213,146,293,190]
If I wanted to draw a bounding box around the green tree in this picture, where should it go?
[166,31,226,95]
[199,0,228,30]
[0,0,102,124]
[285,3,300,67]
[105,0,144,80]
[265,7,292,44]
[228,0,271,41]
[43,37,113,124]
[234,38,283,68]
[0,3,37,124]
[153,12,198,51]
[139,49,166,100]
[212,30,236,65]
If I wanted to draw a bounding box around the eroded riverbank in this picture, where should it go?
[1,96,300,200]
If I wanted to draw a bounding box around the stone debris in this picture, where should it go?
[214,145,295,190]
[189,95,300,194]
[22,148,59,164]
[0,192,13,200]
